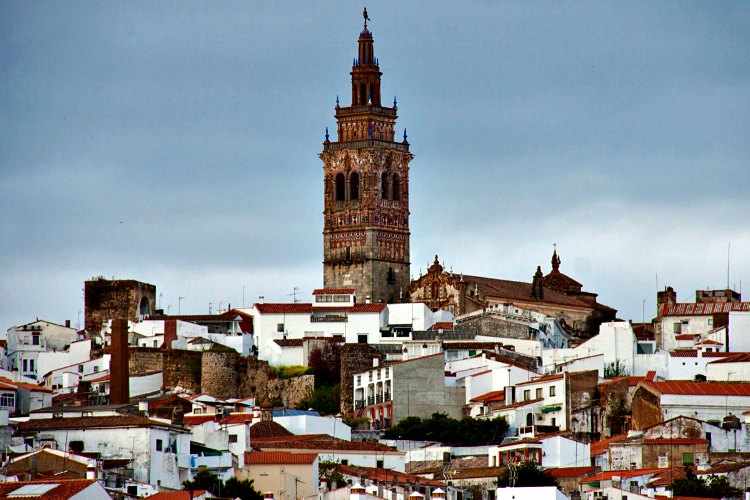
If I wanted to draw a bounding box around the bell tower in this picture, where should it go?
[320,10,412,303]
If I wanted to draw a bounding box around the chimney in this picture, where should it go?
[373,358,380,368]
[110,318,130,405]
[163,319,177,350]
[65,320,71,328]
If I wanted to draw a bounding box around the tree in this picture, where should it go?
[382,413,508,446]
[496,462,558,488]
[183,468,263,500]
[297,384,340,415]
[319,460,345,488]
[671,468,741,498]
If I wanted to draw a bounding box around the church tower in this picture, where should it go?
[320,11,412,303]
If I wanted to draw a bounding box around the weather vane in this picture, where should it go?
[363,7,370,29]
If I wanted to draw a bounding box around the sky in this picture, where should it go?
[1,1,749,329]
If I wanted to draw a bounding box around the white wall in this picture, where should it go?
[542,435,590,468]
[130,372,163,397]
[668,353,713,380]
[661,315,715,351]
[275,414,351,440]
[706,361,750,382]
[730,312,750,352]
[36,339,91,382]
[543,322,636,375]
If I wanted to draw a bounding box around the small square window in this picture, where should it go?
[277,323,285,333]
[229,434,238,443]
[155,439,163,452]
[78,365,84,373]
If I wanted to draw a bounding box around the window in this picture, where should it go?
[78,365,84,373]
[682,452,694,465]
[340,459,348,465]
[708,318,714,327]
[277,323,285,333]
[384,367,389,377]
[350,172,360,200]
[536,388,543,399]
[356,375,361,385]
[523,389,531,401]
[156,439,163,452]
[229,434,238,443]
[381,172,390,200]
[376,459,384,468]
[551,417,557,427]
[387,267,396,285]
[29,359,35,373]
[32,334,40,346]
[23,359,28,372]
[98,383,105,393]
[0,393,15,408]
[194,408,202,414]
[673,322,682,334]
[153,340,158,347]
[392,174,401,201]
[468,350,476,357]
[335,173,346,201]
[358,334,368,344]
[549,386,556,397]
[93,365,99,373]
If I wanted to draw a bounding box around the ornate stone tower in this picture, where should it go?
[320,11,412,303]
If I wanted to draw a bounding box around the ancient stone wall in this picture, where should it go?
[84,278,156,332]
[456,315,531,340]
[340,344,383,415]
[201,351,241,399]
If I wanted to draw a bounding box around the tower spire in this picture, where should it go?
[551,243,561,272]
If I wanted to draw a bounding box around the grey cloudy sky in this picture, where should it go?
[1,1,749,329]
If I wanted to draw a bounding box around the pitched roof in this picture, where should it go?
[249,420,294,439]
[675,333,699,340]
[16,415,185,432]
[708,352,750,364]
[460,274,597,310]
[183,413,255,426]
[146,490,207,500]
[469,390,506,404]
[640,380,750,397]
[0,376,53,393]
[0,479,99,499]
[669,350,732,358]
[336,464,444,487]
[545,466,594,478]
[515,373,564,386]
[660,302,750,317]
[590,434,627,456]
[430,321,455,331]
[493,398,544,411]
[252,434,399,453]
[245,451,317,465]
[582,467,663,483]
[255,303,313,314]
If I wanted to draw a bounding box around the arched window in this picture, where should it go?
[139,297,150,317]
[381,172,390,200]
[350,172,360,200]
[392,174,401,201]
[335,173,346,201]
[526,413,533,427]
[359,83,367,106]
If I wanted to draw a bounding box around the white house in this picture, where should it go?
[543,322,637,376]
[16,415,192,489]
[706,353,750,381]
[5,320,79,380]
[43,354,110,393]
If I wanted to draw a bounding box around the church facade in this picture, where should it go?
[409,250,617,337]
[320,16,412,303]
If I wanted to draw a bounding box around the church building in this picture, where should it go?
[320,11,412,304]
[409,249,617,337]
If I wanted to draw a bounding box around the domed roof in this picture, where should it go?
[250,420,293,439]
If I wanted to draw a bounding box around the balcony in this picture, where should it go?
[355,400,365,410]
[375,394,383,404]
[367,396,375,405]
[384,391,391,401]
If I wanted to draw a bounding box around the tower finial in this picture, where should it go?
[324,127,330,143]
[551,243,561,271]
[363,7,370,29]
[336,95,340,108]
[402,129,408,144]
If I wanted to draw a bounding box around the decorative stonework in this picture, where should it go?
[320,22,412,304]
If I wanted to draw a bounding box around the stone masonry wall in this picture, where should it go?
[456,315,531,340]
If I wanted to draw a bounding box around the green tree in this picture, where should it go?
[183,468,263,500]
[297,384,341,415]
[496,462,558,488]
[382,413,508,446]
[671,468,741,498]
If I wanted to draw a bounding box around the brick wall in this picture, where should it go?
[340,344,383,416]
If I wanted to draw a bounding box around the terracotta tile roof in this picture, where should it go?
[640,380,750,397]
[460,274,598,310]
[250,420,294,439]
[245,451,317,465]
[0,479,99,499]
[582,467,663,483]
[470,390,505,404]
[184,413,255,426]
[146,490,207,500]
[0,376,53,393]
[631,323,656,341]
[252,434,399,453]
[313,288,356,295]
[669,350,733,358]
[495,438,542,449]
[675,333,699,340]
[660,302,750,317]
[255,303,314,314]
[446,466,506,479]
[515,373,564,386]
[590,434,627,456]
[493,398,544,411]
[430,321,455,331]
[697,339,723,345]
[545,466,594,478]
[16,415,185,432]
[336,463,444,487]
[642,438,708,446]
[708,352,750,364]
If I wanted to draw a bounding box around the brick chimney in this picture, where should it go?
[163,319,177,350]
[110,318,130,405]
